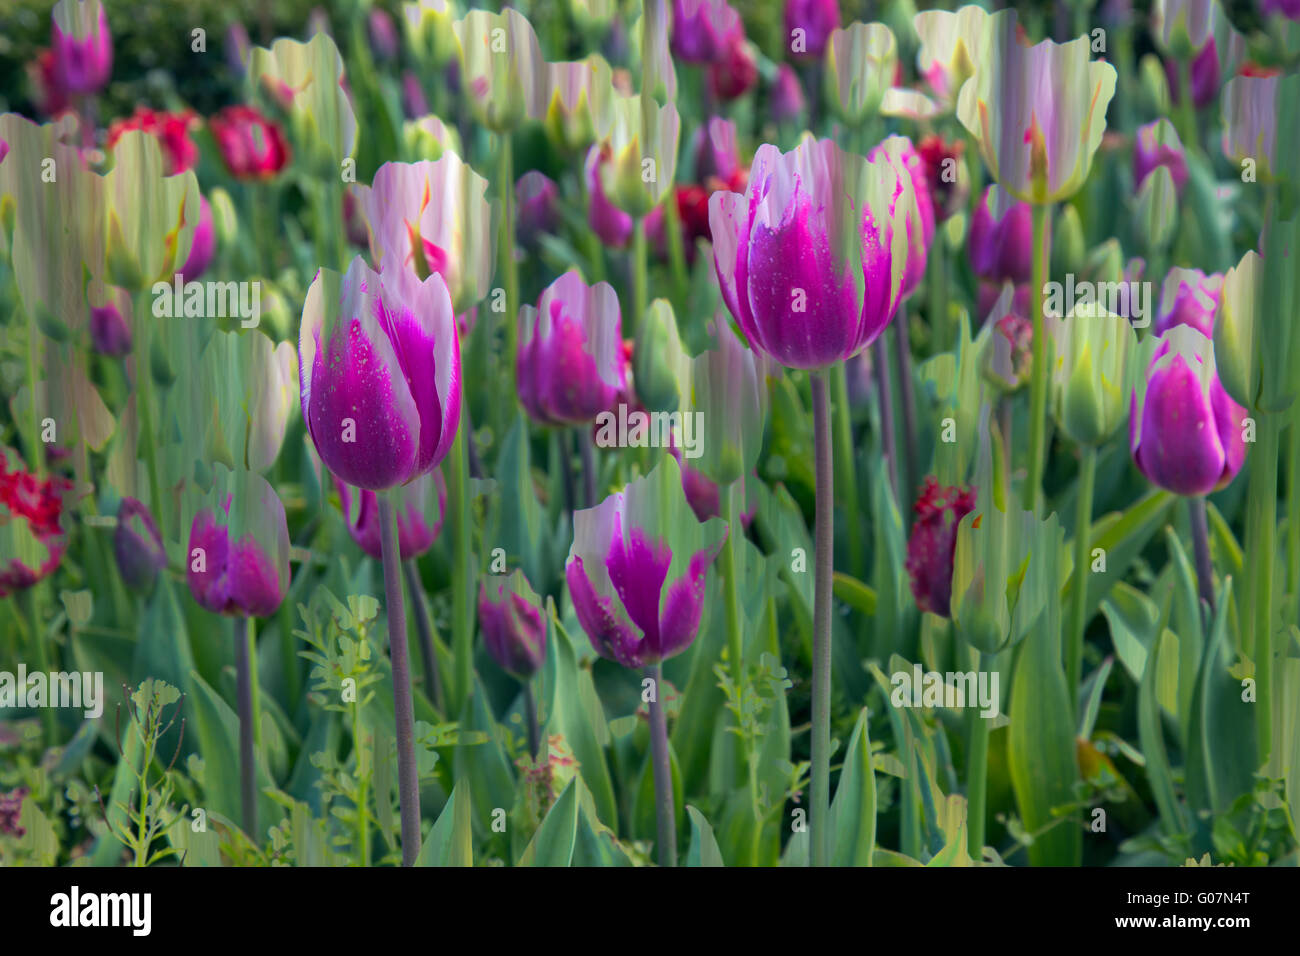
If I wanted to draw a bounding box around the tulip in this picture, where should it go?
[333,468,447,561]
[905,477,976,618]
[671,0,744,63]
[401,71,429,119]
[180,196,215,280]
[1261,0,1300,18]
[300,257,462,491]
[957,21,1116,206]
[631,299,691,413]
[914,5,999,108]
[402,113,462,160]
[113,497,166,592]
[594,93,680,218]
[978,284,1033,393]
[710,136,914,370]
[226,21,251,74]
[517,270,625,426]
[1220,74,1296,185]
[680,463,758,526]
[186,469,289,618]
[89,298,131,357]
[1155,267,1220,338]
[784,0,840,60]
[248,33,357,172]
[916,134,968,223]
[692,117,740,185]
[1133,119,1187,194]
[107,107,199,175]
[770,64,805,124]
[645,184,712,264]
[584,144,634,247]
[478,569,546,681]
[452,9,546,132]
[368,9,400,61]
[403,0,459,69]
[968,186,1034,284]
[1131,326,1247,496]
[824,23,898,126]
[0,449,72,599]
[543,57,614,153]
[208,105,291,180]
[27,49,72,117]
[50,0,112,96]
[354,156,493,314]
[708,34,758,102]
[516,171,559,248]
[1163,40,1220,110]
[869,136,934,299]
[1048,307,1140,448]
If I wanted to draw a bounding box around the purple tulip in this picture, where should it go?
[90,300,132,357]
[517,270,626,425]
[1154,267,1221,338]
[114,497,166,591]
[332,468,446,561]
[784,0,840,60]
[770,64,805,123]
[1134,120,1188,193]
[368,9,400,61]
[299,257,462,491]
[708,136,913,370]
[478,570,546,680]
[180,195,215,280]
[671,0,743,63]
[516,171,560,248]
[584,144,634,247]
[1130,327,1248,496]
[401,71,429,119]
[968,186,1033,286]
[692,116,740,184]
[186,470,290,618]
[905,476,976,618]
[225,21,251,75]
[51,0,112,95]
[1261,0,1300,19]
[870,136,934,299]
[1165,41,1220,110]
[565,456,727,669]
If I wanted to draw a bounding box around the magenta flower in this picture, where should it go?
[208,105,291,180]
[1130,326,1248,496]
[905,476,976,618]
[1261,0,1300,19]
[870,136,934,299]
[770,64,805,123]
[516,171,560,248]
[478,570,546,680]
[784,0,840,59]
[708,136,915,370]
[180,195,215,280]
[186,467,290,618]
[332,468,446,561]
[692,117,740,184]
[114,497,166,592]
[368,8,399,61]
[299,257,462,490]
[708,33,758,102]
[968,186,1033,286]
[1164,40,1220,109]
[584,144,634,247]
[1155,267,1221,338]
[517,270,625,425]
[565,456,727,669]
[90,299,132,357]
[51,0,112,95]
[0,449,72,599]
[1134,119,1188,193]
[671,0,743,63]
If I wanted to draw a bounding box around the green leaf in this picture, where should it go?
[517,776,580,867]
[1138,628,1187,838]
[1062,488,1176,624]
[832,572,877,617]
[829,707,877,866]
[685,805,725,867]
[453,676,515,835]
[419,781,473,866]
[186,668,277,834]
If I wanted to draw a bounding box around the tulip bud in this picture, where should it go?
[1131,326,1247,495]
[565,455,727,668]
[1152,0,1214,59]
[978,284,1033,393]
[334,468,447,561]
[584,144,634,246]
[89,289,132,357]
[208,105,291,180]
[784,0,840,60]
[180,195,216,280]
[0,448,72,598]
[1051,203,1086,279]
[51,0,112,96]
[515,171,559,249]
[770,65,805,124]
[402,113,462,161]
[1133,118,1187,192]
[404,0,459,69]
[248,33,357,173]
[633,299,690,413]
[1211,250,1260,409]
[686,319,767,486]
[708,34,758,102]
[905,477,976,618]
[368,9,400,62]
[670,0,743,63]
[595,93,680,218]
[1164,41,1220,109]
[1156,267,1220,338]
[1048,306,1140,447]
[453,9,546,132]
[824,22,898,126]
[186,465,290,618]
[543,56,614,153]
[1134,164,1179,252]
[915,134,968,224]
[517,270,625,425]
[300,258,462,490]
[1261,0,1300,19]
[114,497,166,592]
[478,569,546,680]
[968,186,1032,286]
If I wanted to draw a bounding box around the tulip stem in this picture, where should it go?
[579,426,597,508]
[831,364,865,584]
[809,368,834,867]
[524,680,540,759]
[403,560,445,714]
[1189,496,1216,622]
[21,301,44,479]
[1247,414,1279,766]
[632,217,649,338]
[558,430,577,516]
[930,234,951,354]
[967,650,992,858]
[663,191,690,307]
[1024,204,1052,514]
[498,131,519,407]
[646,664,676,866]
[1177,58,1197,153]
[894,317,920,502]
[134,291,166,541]
[448,422,474,715]
[233,615,257,839]
[19,587,57,742]
[1288,411,1300,616]
[378,494,422,866]
[1066,444,1097,706]
[872,338,899,497]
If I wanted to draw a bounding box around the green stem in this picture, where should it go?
[19,587,57,741]
[234,616,257,838]
[1066,444,1097,707]
[1177,58,1198,153]
[1287,412,1300,611]
[1024,204,1051,514]
[1249,413,1280,766]
[663,192,689,307]
[809,369,834,867]
[646,664,676,866]
[352,695,370,865]
[718,480,758,862]
[967,650,992,857]
[498,131,519,408]
[22,301,44,477]
[831,364,865,582]
[447,421,474,715]
[134,290,165,541]
[930,234,950,355]
[631,216,648,337]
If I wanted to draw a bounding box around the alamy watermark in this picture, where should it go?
[1043,274,1151,327]
[151,273,261,328]
[594,403,704,458]
[0,665,104,719]
[890,663,1000,718]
